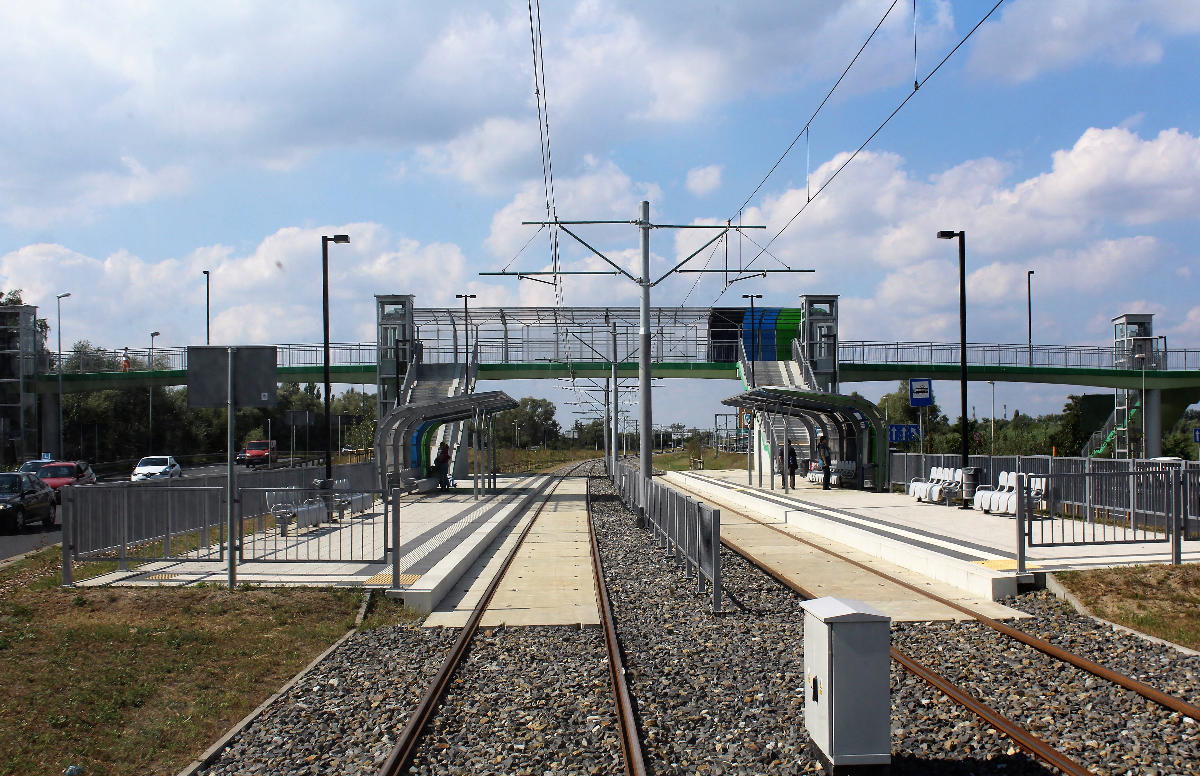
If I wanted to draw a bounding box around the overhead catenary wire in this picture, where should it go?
[725,0,1007,291]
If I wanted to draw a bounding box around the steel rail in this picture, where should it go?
[723,533,1089,776]
[687,480,1200,723]
[586,475,648,776]
[375,469,574,776]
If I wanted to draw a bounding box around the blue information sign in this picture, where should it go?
[1194,427,1200,444]
[888,424,921,443]
[909,378,933,407]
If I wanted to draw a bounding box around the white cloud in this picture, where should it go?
[685,165,722,196]
[969,0,1200,83]
[417,117,539,193]
[0,223,520,349]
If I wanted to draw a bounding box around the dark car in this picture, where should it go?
[18,460,51,475]
[0,472,57,532]
[35,461,97,503]
[236,449,248,466]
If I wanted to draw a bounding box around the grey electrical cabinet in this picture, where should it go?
[801,597,891,772]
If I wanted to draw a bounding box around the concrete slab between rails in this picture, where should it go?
[664,470,1025,603]
[424,478,599,628]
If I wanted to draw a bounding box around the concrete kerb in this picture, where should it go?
[389,474,553,612]
[667,470,1019,601]
[1043,572,1200,657]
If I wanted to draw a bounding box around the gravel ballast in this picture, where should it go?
[193,463,1200,775]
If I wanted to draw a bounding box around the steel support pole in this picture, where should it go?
[602,377,610,474]
[638,201,653,485]
[226,347,237,590]
[322,238,333,483]
[611,322,619,475]
[957,233,970,507]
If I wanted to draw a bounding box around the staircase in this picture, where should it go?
[400,361,473,480]
[739,339,814,466]
[1083,398,1140,458]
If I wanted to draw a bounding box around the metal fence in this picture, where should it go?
[64,461,380,570]
[892,453,1199,552]
[613,462,722,611]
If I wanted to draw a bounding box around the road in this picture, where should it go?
[0,523,61,563]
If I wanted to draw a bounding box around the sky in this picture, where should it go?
[3,0,1200,431]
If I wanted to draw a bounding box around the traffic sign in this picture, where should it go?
[888,424,921,443]
[909,378,933,407]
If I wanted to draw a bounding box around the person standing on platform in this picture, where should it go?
[787,443,798,488]
[434,442,451,490]
[817,434,832,490]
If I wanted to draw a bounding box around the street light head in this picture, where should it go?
[57,292,71,300]
[741,293,762,300]
[455,294,477,300]
[202,270,209,277]
[1027,270,1035,276]
[332,234,350,244]
[151,331,161,338]
[936,230,960,239]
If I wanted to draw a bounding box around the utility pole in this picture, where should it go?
[485,201,803,488]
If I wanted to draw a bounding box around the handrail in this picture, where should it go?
[791,337,822,392]
[839,340,1200,371]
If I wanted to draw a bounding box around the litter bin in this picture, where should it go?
[962,466,980,503]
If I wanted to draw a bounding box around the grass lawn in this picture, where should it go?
[1055,564,1200,651]
[0,549,417,776]
[651,449,748,472]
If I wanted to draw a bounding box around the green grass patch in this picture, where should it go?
[651,449,748,472]
[1055,564,1200,651]
[0,547,416,776]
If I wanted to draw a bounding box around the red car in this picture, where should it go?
[36,461,97,503]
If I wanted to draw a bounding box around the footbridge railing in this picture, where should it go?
[840,341,1200,371]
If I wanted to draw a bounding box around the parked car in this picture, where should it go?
[35,460,97,503]
[131,456,182,481]
[0,471,56,532]
[18,460,51,475]
[235,448,248,466]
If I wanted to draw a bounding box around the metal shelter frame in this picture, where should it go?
[374,391,518,496]
[722,387,889,491]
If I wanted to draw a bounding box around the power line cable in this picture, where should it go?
[731,0,900,218]
[730,0,1007,285]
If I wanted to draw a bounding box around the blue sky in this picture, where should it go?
[2,1,1199,430]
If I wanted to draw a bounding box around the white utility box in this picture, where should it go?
[801,597,892,773]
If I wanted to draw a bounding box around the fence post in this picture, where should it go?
[119,487,129,571]
[711,508,722,614]
[1015,473,1027,575]
[1171,469,1183,566]
[60,490,73,588]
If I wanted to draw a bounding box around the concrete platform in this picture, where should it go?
[425,477,599,628]
[80,475,549,602]
[666,469,1200,603]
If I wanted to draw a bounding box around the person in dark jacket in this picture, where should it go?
[786,443,798,488]
[817,435,832,490]
[434,442,451,490]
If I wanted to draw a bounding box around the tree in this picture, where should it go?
[495,398,561,448]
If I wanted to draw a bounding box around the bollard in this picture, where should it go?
[801,597,891,773]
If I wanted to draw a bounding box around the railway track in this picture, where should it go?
[672,475,1200,775]
[376,460,647,776]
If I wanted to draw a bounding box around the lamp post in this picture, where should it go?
[456,293,477,382]
[203,270,211,345]
[742,293,762,388]
[56,293,70,459]
[1135,353,1146,459]
[148,330,160,454]
[1026,270,1034,367]
[513,423,521,450]
[937,229,970,503]
[988,380,995,458]
[322,234,350,482]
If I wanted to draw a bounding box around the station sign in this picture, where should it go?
[888,424,921,443]
[909,378,933,408]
